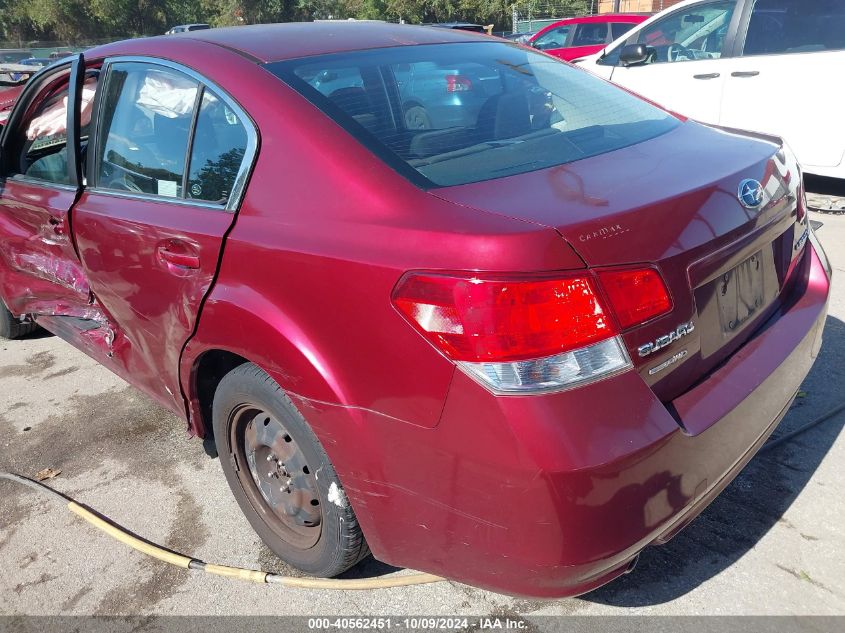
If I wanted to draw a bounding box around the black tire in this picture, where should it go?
[212,362,369,577]
[0,301,37,340]
[404,104,432,130]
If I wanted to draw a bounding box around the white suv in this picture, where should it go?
[577,0,845,185]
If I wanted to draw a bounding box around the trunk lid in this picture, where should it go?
[431,121,808,402]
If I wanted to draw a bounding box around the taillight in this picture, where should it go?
[796,181,807,223]
[393,273,617,362]
[392,271,675,394]
[446,75,472,92]
[597,268,672,329]
[778,143,806,223]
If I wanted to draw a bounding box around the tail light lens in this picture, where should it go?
[446,75,472,92]
[392,273,616,363]
[597,268,672,329]
[393,269,670,394]
[457,337,631,394]
[797,181,807,223]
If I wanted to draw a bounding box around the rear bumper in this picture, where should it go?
[312,242,830,598]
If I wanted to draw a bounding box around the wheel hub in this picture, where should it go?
[240,411,322,545]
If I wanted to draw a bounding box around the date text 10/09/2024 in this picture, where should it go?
[308,618,528,630]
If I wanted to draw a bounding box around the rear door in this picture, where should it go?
[0,55,95,320]
[719,0,845,173]
[71,58,257,413]
[606,1,741,123]
[609,20,642,43]
[563,22,612,61]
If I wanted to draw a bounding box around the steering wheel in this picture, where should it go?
[667,43,695,62]
[101,135,158,194]
[107,172,145,193]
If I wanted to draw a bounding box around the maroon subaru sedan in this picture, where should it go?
[0,23,831,597]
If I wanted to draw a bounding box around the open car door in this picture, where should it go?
[0,55,100,328]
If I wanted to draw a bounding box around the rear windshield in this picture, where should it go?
[266,42,678,188]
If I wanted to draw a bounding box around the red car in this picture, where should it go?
[0,85,24,126]
[0,23,831,597]
[529,14,650,61]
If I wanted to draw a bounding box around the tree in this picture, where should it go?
[87,0,169,37]
[297,0,360,21]
[2,0,584,45]
[11,0,103,42]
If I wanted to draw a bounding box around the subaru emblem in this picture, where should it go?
[738,179,764,209]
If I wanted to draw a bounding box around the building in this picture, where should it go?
[598,0,684,13]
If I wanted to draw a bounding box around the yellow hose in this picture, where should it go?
[68,501,194,569]
[270,573,444,589]
[203,563,269,584]
[3,473,445,590]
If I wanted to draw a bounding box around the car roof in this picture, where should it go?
[530,13,650,39]
[542,13,649,27]
[95,22,489,64]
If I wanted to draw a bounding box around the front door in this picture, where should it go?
[0,56,94,321]
[70,59,256,413]
[531,23,575,59]
[607,1,740,123]
[719,0,845,172]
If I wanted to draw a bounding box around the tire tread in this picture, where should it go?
[0,303,37,340]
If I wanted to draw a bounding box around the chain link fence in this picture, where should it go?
[512,1,595,34]
[512,0,681,33]
[1,39,128,62]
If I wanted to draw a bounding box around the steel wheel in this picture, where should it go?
[232,406,322,549]
[214,363,369,576]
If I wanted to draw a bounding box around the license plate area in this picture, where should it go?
[717,251,765,334]
[694,247,780,358]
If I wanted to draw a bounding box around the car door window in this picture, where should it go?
[571,23,609,47]
[4,71,97,185]
[186,90,248,205]
[637,1,736,64]
[610,22,638,41]
[743,0,845,56]
[532,26,572,50]
[96,63,199,198]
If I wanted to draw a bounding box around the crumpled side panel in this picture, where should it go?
[23,299,107,324]
[8,251,91,296]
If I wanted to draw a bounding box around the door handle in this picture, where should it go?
[731,71,760,78]
[693,73,721,80]
[157,244,200,270]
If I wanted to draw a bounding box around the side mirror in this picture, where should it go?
[619,44,650,67]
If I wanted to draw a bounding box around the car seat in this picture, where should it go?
[328,87,379,133]
[475,92,533,142]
